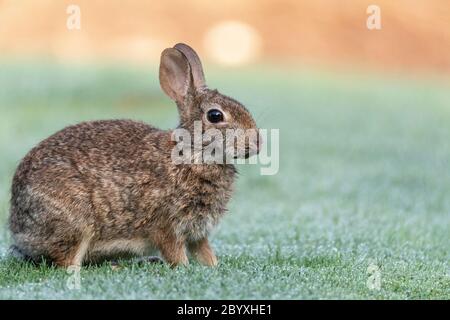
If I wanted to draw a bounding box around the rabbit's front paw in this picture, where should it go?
[159,238,189,267]
[189,238,218,267]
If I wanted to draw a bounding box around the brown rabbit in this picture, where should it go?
[8,43,260,267]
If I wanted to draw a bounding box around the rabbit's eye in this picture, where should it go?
[207,109,224,123]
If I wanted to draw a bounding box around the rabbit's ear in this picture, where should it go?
[159,48,192,103]
[174,43,207,91]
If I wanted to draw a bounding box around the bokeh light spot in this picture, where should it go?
[203,21,262,66]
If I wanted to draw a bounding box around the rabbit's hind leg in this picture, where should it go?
[11,228,93,268]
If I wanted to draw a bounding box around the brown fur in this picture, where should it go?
[8,43,259,267]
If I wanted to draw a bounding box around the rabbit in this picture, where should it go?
[8,43,261,268]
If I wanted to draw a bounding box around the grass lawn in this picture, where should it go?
[0,62,449,299]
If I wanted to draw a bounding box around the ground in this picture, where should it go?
[0,62,449,299]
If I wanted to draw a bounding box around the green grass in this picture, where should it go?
[0,61,449,299]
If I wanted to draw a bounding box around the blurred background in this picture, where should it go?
[0,0,450,299]
[0,0,449,73]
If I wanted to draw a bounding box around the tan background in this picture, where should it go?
[0,0,449,73]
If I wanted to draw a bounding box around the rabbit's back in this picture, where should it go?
[11,119,169,194]
[18,120,163,175]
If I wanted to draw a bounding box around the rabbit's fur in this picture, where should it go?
[8,43,259,267]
